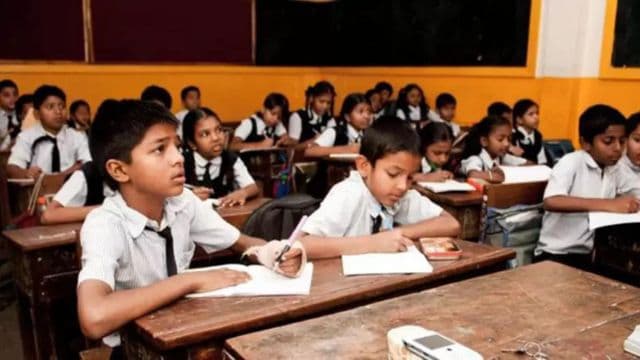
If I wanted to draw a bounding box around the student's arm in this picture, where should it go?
[395,210,460,239]
[300,230,415,259]
[543,195,640,213]
[304,143,360,158]
[412,170,453,183]
[275,133,296,147]
[40,201,98,225]
[218,183,260,208]
[467,168,504,184]
[60,161,83,177]
[228,136,274,151]
[7,164,41,179]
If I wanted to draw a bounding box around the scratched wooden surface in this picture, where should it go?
[225,261,640,359]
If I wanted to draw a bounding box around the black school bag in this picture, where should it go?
[241,194,321,240]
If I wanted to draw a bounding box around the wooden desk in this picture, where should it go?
[225,261,640,359]
[122,241,514,359]
[216,197,270,230]
[414,185,483,240]
[239,148,292,198]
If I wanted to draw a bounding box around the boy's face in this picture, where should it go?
[0,86,18,111]
[582,124,625,167]
[356,151,421,207]
[191,116,225,159]
[263,106,282,127]
[438,104,456,122]
[346,103,372,131]
[369,93,382,113]
[481,124,511,158]
[518,105,539,130]
[73,105,91,128]
[380,90,391,104]
[35,96,66,133]
[407,89,421,107]
[113,123,185,198]
[627,125,640,167]
[425,140,452,168]
[183,91,200,110]
[311,94,332,116]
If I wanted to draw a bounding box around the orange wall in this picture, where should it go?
[2,64,640,146]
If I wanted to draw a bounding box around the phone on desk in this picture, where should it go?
[403,329,483,360]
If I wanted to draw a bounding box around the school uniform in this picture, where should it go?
[8,123,91,173]
[78,188,240,346]
[459,148,527,175]
[174,109,189,123]
[313,123,363,147]
[186,151,255,197]
[396,105,422,122]
[421,158,437,174]
[53,167,114,207]
[288,109,335,142]
[0,108,19,151]
[536,150,640,257]
[373,109,385,120]
[431,114,462,138]
[234,114,287,142]
[302,171,443,237]
[513,126,547,164]
[619,154,640,179]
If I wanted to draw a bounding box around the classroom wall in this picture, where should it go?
[1,0,638,146]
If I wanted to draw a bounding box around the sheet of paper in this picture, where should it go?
[588,211,640,231]
[418,180,475,193]
[341,246,433,276]
[185,263,314,298]
[328,153,359,161]
[500,165,552,184]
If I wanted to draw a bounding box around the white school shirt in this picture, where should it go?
[53,170,114,207]
[288,110,336,141]
[396,105,422,122]
[432,115,462,138]
[459,148,527,175]
[0,108,17,151]
[302,171,443,237]
[193,151,255,189]
[619,154,640,179]
[313,123,363,147]
[421,158,435,174]
[234,115,287,141]
[536,150,640,256]
[8,124,91,173]
[174,109,189,137]
[516,126,548,164]
[78,189,240,346]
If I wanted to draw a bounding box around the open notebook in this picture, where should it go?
[185,263,314,298]
[588,211,640,231]
[342,246,433,276]
[418,180,476,193]
[500,165,552,184]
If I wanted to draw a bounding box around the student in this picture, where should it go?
[76,99,305,349]
[304,93,371,159]
[487,101,512,122]
[366,89,384,120]
[413,122,454,182]
[433,92,461,137]
[0,79,19,151]
[511,99,547,164]
[14,94,33,137]
[299,116,460,258]
[459,116,528,183]
[374,81,394,116]
[141,85,172,110]
[288,81,336,145]
[67,100,92,138]
[230,93,294,151]
[535,105,640,271]
[183,108,260,206]
[174,85,201,123]
[7,85,91,179]
[619,112,640,178]
[395,83,429,127]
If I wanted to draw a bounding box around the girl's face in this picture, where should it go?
[369,93,382,113]
[425,140,452,168]
[310,93,333,116]
[346,103,372,131]
[481,124,512,158]
[191,116,225,159]
[263,106,282,127]
[627,124,640,166]
[380,90,391,104]
[73,105,91,128]
[407,88,422,107]
[518,105,539,130]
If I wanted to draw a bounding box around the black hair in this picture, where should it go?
[33,85,66,109]
[396,83,429,121]
[579,104,626,144]
[181,107,220,146]
[89,99,178,190]
[419,121,454,154]
[487,102,512,117]
[262,92,289,121]
[461,116,512,159]
[339,93,370,120]
[15,94,33,120]
[512,99,538,128]
[360,115,421,166]
[435,93,456,109]
[305,80,336,114]
[141,85,172,109]
[0,79,18,93]
[374,81,393,95]
[180,85,200,101]
[627,112,640,136]
[70,99,90,115]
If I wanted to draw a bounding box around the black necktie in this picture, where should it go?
[202,162,212,185]
[145,226,177,276]
[371,214,382,234]
[32,135,60,172]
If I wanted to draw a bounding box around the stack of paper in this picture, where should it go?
[588,211,640,231]
[342,246,433,276]
[418,180,476,193]
[186,263,314,298]
[625,325,640,357]
[500,165,552,184]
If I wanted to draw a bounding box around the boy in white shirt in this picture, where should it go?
[0,79,20,151]
[230,93,294,151]
[433,92,462,138]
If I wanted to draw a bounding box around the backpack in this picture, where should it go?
[241,193,321,240]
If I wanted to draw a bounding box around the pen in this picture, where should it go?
[275,215,308,264]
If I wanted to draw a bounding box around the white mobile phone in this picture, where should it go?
[403,329,483,360]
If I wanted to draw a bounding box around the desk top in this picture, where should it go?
[414,185,483,207]
[132,241,514,351]
[226,261,639,359]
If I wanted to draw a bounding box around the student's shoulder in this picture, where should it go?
[15,125,41,141]
[324,172,367,201]
[553,150,585,169]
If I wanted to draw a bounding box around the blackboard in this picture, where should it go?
[256,0,532,66]
[612,0,640,67]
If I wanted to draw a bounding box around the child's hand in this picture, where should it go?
[347,143,360,153]
[489,166,505,183]
[261,137,275,148]
[277,246,304,277]
[431,170,453,182]
[191,186,212,200]
[25,166,43,179]
[243,240,307,278]
[218,192,247,208]
[371,229,415,253]
[188,268,251,293]
[275,137,288,147]
[608,196,640,213]
[509,145,525,157]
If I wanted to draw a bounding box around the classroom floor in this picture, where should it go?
[0,301,23,359]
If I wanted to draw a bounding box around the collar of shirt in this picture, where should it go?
[479,148,498,169]
[421,157,438,173]
[106,190,190,239]
[0,108,16,118]
[347,123,363,142]
[517,126,535,144]
[622,153,640,173]
[346,171,400,220]
[193,151,222,169]
[34,123,65,139]
[308,109,323,125]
